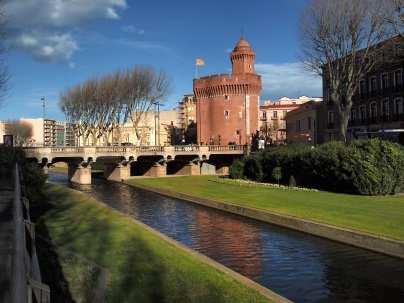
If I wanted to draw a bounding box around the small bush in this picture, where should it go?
[243,157,263,181]
[229,160,244,179]
[272,167,282,185]
[289,175,297,187]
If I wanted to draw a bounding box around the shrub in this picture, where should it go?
[229,159,244,179]
[243,157,263,181]
[239,139,404,195]
[0,146,47,202]
[289,175,297,187]
[272,167,282,185]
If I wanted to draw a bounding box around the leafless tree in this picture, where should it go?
[300,0,395,141]
[6,120,33,146]
[59,66,170,146]
[122,67,170,143]
[385,0,404,37]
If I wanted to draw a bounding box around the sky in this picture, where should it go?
[0,0,322,121]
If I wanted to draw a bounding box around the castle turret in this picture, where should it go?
[230,37,256,75]
[193,37,262,146]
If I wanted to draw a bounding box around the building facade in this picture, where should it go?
[193,37,262,145]
[0,118,76,146]
[318,36,404,143]
[259,96,322,144]
[113,109,179,146]
[178,94,196,129]
[285,101,322,145]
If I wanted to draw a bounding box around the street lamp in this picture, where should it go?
[153,101,164,146]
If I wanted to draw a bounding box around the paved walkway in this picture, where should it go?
[0,179,14,303]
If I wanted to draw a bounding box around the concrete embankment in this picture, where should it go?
[126,182,404,260]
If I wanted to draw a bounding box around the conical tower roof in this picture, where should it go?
[233,36,252,51]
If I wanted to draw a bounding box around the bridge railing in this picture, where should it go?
[173,145,200,152]
[134,146,164,153]
[208,145,246,152]
[51,147,84,153]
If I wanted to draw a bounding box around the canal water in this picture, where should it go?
[48,172,404,303]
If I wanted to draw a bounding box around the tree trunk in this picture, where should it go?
[337,108,350,143]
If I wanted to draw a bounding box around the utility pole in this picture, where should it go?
[41,97,46,120]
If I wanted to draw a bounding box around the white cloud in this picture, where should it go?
[256,62,322,99]
[4,0,127,28]
[116,38,169,51]
[4,0,127,62]
[121,25,145,35]
[12,32,78,62]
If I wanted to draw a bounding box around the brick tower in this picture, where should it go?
[194,37,262,145]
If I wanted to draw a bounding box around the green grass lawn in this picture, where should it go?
[38,184,271,303]
[126,176,404,241]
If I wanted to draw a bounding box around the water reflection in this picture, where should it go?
[48,172,404,303]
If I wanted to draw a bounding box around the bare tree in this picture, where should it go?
[122,67,170,144]
[59,66,170,146]
[6,120,33,146]
[385,0,404,37]
[300,0,394,141]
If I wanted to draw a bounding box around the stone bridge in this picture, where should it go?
[23,145,247,184]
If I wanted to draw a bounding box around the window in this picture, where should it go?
[381,73,389,90]
[225,95,230,101]
[283,110,287,117]
[224,110,229,119]
[359,80,366,95]
[327,111,334,124]
[382,99,389,116]
[359,105,366,121]
[296,120,301,132]
[273,111,278,118]
[262,111,267,119]
[350,109,357,121]
[370,76,377,92]
[369,102,377,119]
[308,117,312,130]
[394,98,403,115]
[394,70,403,87]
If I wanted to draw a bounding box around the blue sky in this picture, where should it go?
[1,0,322,121]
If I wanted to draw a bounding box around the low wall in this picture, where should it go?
[127,182,404,260]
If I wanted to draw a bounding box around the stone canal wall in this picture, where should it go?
[127,182,404,260]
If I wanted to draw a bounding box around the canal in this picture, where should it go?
[48,172,404,303]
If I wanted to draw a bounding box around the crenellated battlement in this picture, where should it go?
[193,73,261,98]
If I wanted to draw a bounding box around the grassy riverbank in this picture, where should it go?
[37,184,272,303]
[126,176,404,241]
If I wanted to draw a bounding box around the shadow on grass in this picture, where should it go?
[36,185,262,303]
[35,221,75,303]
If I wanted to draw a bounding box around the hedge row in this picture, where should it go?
[0,145,47,202]
[230,139,404,195]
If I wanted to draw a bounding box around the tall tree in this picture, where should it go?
[59,66,170,146]
[385,0,404,37]
[300,0,395,141]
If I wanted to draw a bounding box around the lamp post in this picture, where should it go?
[153,101,163,146]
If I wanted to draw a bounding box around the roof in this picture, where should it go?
[233,36,252,52]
